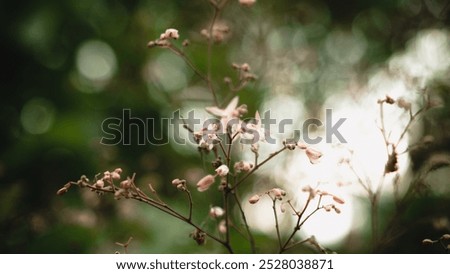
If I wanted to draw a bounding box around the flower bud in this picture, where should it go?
[241,63,250,72]
[120,179,132,189]
[397,97,411,110]
[215,165,229,177]
[196,174,215,192]
[111,171,121,181]
[305,147,322,164]
[172,178,185,186]
[333,206,341,214]
[209,206,225,218]
[218,220,227,234]
[239,0,256,7]
[103,171,111,180]
[234,161,254,172]
[422,239,434,245]
[94,179,105,189]
[332,195,345,204]
[270,188,286,199]
[248,194,260,204]
[441,234,450,240]
[163,28,179,40]
[56,187,68,196]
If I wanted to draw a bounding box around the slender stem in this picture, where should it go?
[232,191,256,253]
[167,46,209,83]
[76,182,233,253]
[280,195,322,253]
[185,189,193,221]
[272,198,283,251]
[232,147,287,190]
[395,108,424,148]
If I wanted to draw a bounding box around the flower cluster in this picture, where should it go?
[147,28,180,48]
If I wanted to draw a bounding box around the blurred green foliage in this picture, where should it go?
[0,0,449,253]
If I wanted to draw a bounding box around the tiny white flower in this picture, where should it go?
[215,164,229,177]
[163,28,179,40]
[209,206,225,218]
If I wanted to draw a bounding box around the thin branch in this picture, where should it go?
[232,146,287,190]
[231,191,256,253]
[271,197,283,251]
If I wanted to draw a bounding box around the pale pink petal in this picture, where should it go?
[225,96,239,115]
[205,106,227,117]
[305,147,322,164]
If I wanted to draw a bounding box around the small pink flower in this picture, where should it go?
[305,147,322,164]
[120,179,131,189]
[239,0,256,7]
[270,188,286,199]
[248,194,260,204]
[196,174,215,192]
[209,206,225,218]
[163,28,179,40]
[332,195,345,204]
[215,165,229,177]
[94,179,104,188]
[234,161,254,172]
[218,220,227,234]
[111,169,121,180]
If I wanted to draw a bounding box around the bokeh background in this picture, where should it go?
[1,0,449,253]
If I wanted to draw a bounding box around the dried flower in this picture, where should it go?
[301,185,316,199]
[283,140,297,150]
[120,179,132,189]
[441,234,450,240]
[270,188,286,199]
[111,168,122,180]
[200,22,230,43]
[172,178,186,191]
[196,174,215,192]
[305,147,322,164]
[94,179,105,189]
[241,63,250,72]
[161,28,179,40]
[396,97,411,110]
[332,195,345,204]
[234,160,254,172]
[198,138,214,151]
[103,171,112,180]
[239,0,256,7]
[333,206,341,214]
[172,178,184,186]
[248,194,260,204]
[215,165,229,177]
[56,187,68,196]
[384,95,395,104]
[190,229,206,245]
[209,206,225,218]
